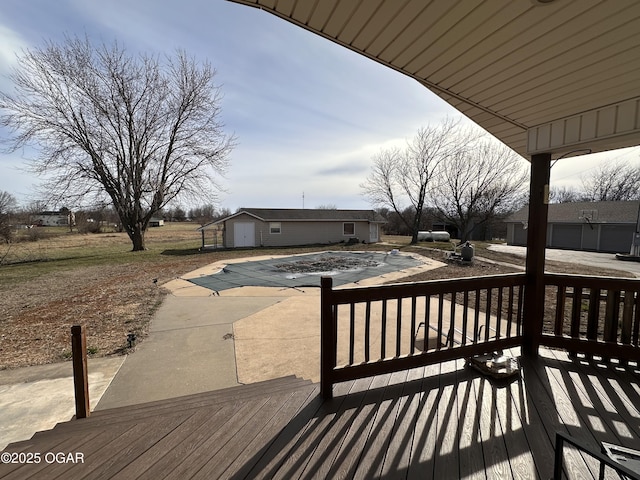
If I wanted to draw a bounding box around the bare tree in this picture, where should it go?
[360,119,463,243]
[0,191,17,242]
[0,36,234,251]
[581,160,640,201]
[432,140,528,242]
[189,204,217,226]
[548,185,583,203]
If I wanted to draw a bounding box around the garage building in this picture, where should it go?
[505,201,639,254]
[199,208,386,249]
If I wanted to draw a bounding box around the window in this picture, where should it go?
[269,222,281,234]
[343,222,355,236]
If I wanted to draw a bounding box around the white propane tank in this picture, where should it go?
[417,230,451,242]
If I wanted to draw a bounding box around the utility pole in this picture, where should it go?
[302,191,305,209]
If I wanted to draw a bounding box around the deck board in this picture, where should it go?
[433,353,461,479]
[406,360,441,479]
[379,366,428,478]
[519,353,597,479]
[2,348,639,479]
[456,359,486,480]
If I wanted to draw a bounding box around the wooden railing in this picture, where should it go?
[542,273,640,363]
[320,272,640,398]
[320,274,526,398]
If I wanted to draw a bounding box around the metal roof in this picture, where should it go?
[229,0,640,159]
[506,201,640,224]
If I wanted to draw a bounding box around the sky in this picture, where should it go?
[1,0,639,212]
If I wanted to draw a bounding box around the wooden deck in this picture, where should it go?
[1,347,639,479]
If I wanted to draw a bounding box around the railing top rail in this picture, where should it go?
[544,272,640,289]
[321,273,526,304]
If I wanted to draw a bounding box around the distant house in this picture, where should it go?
[198,208,386,249]
[505,201,639,254]
[31,211,70,227]
[149,218,165,227]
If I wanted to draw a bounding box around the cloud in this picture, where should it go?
[0,24,27,91]
[0,0,461,211]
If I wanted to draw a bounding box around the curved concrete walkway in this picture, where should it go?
[1,250,443,450]
[0,357,124,450]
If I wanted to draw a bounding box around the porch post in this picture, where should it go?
[522,152,551,357]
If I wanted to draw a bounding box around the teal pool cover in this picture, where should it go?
[188,251,423,292]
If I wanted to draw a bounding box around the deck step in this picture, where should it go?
[21,376,314,440]
[6,383,319,456]
[87,375,312,420]
[1,382,323,480]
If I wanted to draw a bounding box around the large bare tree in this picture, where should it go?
[360,119,463,244]
[580,160,640,201]
[432,140,528,242]
[0,36,234,250]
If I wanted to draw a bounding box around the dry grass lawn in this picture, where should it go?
[0,226,629,370]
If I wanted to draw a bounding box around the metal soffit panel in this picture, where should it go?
[229,0,640,158]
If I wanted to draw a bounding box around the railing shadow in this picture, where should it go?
[230,350,640,479]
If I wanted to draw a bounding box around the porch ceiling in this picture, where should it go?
[229,0,640,158]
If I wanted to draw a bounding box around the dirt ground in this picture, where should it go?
[1,258,202,369]
[0,237,628,370]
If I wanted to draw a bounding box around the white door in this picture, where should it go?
[234,222,255,247]
[369,223,379,242]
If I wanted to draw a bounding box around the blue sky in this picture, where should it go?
[1,0,638,211]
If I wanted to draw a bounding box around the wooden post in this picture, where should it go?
[320,277,335,399]
[522,152,551,357]
[71,325,90,419]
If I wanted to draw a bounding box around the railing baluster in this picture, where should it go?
[410,296,417,355]
[462,291,469,346]
[554,285,566,336]
[485,288,492,342]
[381,299,387,359]
[496,287,503,340]
[396,297,402,357]
[349,303,355,366]
[570,287,582,339]
[506,286,514,338]
[587,288,600,342]
[634,289,640,346]
[622,291,634,345]
[474,289,481,342]
[517,284,524,336]
[364,301,371,362]
[437,293,444,350]
[424,295,431,351]
[449,292,456,347]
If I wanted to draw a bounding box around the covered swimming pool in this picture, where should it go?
[188,251,424,293]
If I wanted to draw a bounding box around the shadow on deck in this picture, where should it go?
[2,347,638,479]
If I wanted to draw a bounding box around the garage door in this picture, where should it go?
[551,224,582,249]
[513,225,527,246]
[234,222,255,248]
[599,225,634,253]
